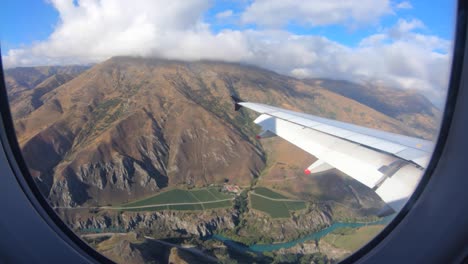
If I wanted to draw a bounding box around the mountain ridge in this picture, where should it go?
[6,57,439,207]
[5,56,440,262]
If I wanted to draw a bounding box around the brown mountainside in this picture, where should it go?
[305,79,441,139]
[5,65,89,97]
[7,57,438,207]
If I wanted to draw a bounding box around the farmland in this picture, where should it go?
[254,187,288,199]
[114,187,234,212]
[250,187,306,218]
[321,225,385,251]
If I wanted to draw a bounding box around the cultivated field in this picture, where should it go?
[250,187,306,218]
[322,225,385,251]
[116,188,234,211]
[254,187,288,199]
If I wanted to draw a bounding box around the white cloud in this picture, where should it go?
[215,10,233,19]
[2,1,451,107]
[3,0,213,66]
[240,0,392,28]
[388,18,425,38]
[396,1,413,9]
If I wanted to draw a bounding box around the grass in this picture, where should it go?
[250,194,291,218]
[284,201,307,211]
[322,225,384,251]
[168,204,203,211]
[190,189,218,202]
[254,187,287,199]
[124,205,168,212]
[206,187,232,199]
[202,200,233,209]
[121,189,195,207]
[117,188,234,212]
[250,188,306,218]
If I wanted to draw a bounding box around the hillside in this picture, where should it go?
[5,65,89,98]
[5,57,440,262]
[6,57,439,208]
[305,79,441,140]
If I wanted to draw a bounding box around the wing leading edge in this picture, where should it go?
[232,95,434,213]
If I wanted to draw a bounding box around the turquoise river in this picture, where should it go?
[211,214,396,252]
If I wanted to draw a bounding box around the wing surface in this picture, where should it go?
[233,96,434,212]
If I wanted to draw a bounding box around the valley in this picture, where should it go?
[5,57,439,263]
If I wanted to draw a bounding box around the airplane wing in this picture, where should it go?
[232,95,435,212]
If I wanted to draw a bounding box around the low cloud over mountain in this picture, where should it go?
[2,0,452,106]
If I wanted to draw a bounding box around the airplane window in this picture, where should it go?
[0,0,456,263]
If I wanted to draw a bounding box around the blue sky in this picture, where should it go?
[218,0,456,46]
[0,1,58,52]
[0,0,455,50]
[0,0,457,106]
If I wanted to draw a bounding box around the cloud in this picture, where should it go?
[2,1,451,107]
[3,0,213,66]
[388,18,425,38]
[240,0,392,28]
[396,1,413,9]
[215,10,233,19]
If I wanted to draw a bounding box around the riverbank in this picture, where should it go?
[211,214,395,253]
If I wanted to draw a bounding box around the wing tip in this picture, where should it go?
[231,94,244,111]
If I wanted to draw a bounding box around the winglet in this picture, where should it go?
[231,95,244,111]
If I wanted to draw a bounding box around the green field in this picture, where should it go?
[254,187,287,199]
[202,200,233,209]
[117,188,234,212]
[322,225,384,251]
[208,188,232,199]
[124,205,168,212]
[284,201,307,211]
[250,188,306,218]
[190,189,218,202]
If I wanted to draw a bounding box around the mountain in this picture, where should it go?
[5,57,441,262]
[5,65,90,120]
[305,79,441,140]
[6,57,438,207]
[5,65,90,98]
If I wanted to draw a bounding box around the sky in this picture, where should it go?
[0,0,457,106]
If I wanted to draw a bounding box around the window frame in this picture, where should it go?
[0,1,466,262]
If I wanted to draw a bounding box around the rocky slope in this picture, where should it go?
[306,79,441,140]
[67,209,238,238]
[5,57,441,263]
[64,203,332,242]
[5,65,89,99]
[84,232,213,264]
[6,57,439,208]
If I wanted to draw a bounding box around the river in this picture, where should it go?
[211,214,395,252]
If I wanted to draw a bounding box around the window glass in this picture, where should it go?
[1,1,455,263]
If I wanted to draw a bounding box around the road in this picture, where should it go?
[53,198,234,210]
[103,198,234,210]
[250,192,305,202]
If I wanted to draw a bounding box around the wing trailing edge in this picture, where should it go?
[233,97,433,212]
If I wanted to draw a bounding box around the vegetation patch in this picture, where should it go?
[284,201,307,211]
[116,188,234,212]
[190,189,218,202]
[202,200,233,209]
[321,225,384,252]
[254,187,287,199]
[250,187,306,218]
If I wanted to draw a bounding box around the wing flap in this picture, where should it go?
[256,115,399,188]
[234,97,433,212]
[239,101,433,167]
